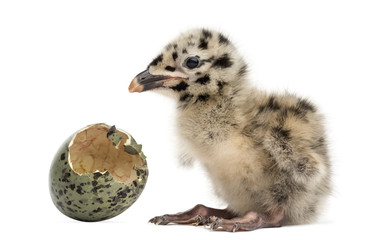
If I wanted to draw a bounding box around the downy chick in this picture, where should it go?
[129,29,331,232]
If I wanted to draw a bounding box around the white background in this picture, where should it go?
[1,0,382,239]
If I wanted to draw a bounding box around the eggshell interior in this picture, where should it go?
[68,124,143,185]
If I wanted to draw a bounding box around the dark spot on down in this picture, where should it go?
[297,161,307,173]
[258,96,280,113]
[271,126,291,140]
[60,153,65,160]
[288,98,316,119]
[196,94,210,102]
[212,54,233,68]
[242,119,264,139]
[218,33,230,45]
[195,75,210,85]
[208,132,214,139]
[297,98,316,112]
[217,81,227,95]
[267,96,280,110]
[296,157,317,177]
[276,109,288,126]
[180,93,193,102]
[202,29,212,39]
[172,52,178,61]
[311,137,327,155]
[165,66,176,72]
[182,48,188,54]
[238,64,248,76]
[149,54,163,67]
[270,183,289,204]
[198,39,208,50]
[199,57,214,67]
[165,43,172,51]
[170,81,189,91]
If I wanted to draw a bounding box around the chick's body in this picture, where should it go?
[130,29,331,231]
[178,90,330,225]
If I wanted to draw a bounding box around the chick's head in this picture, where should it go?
[129,29,248,99]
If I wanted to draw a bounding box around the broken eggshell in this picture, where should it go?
[49,123,148,222]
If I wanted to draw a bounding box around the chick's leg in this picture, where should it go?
[149,204,237,226]
[210,209,285,232]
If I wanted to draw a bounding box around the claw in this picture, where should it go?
[148,216,157,224]
[232,222,240,232]
[148,215,168,225]
[204,216,212,227]
[210,218,222,231]
[194,215,203,226]
[157,216,167,225]
[149,208,283,232]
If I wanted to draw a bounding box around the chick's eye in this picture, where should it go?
[185,57,200,69]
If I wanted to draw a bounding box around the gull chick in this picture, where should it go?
[129,29,331,232]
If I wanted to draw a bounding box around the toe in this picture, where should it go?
[207,216,217,224]
[210,218,222,231]
[194,215,205,226]
[148,215,169,225]
[232,222,240,232]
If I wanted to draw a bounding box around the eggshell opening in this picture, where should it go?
[68,124,144,185]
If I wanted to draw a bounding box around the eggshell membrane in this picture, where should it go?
[68,124,143,185]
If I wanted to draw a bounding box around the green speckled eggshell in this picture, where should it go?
[49,126,148,222]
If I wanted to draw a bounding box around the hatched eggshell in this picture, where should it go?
[49,123,148,222]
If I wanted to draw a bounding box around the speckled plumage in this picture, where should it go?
[130,29,331,231]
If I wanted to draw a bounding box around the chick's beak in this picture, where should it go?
[129,69,169,93]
